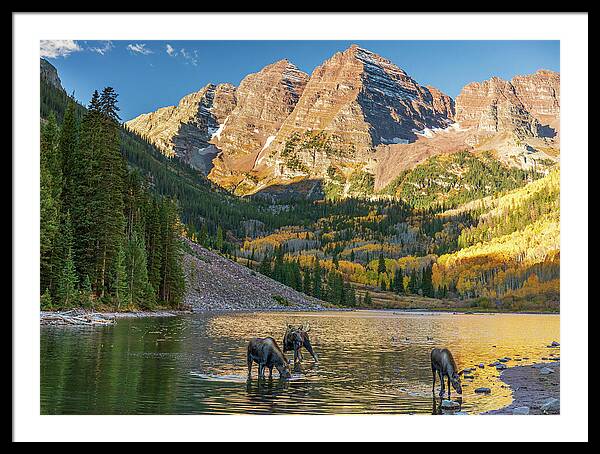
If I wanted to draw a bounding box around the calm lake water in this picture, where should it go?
[40,310,559,415]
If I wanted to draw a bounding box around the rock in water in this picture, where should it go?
[541,398,560,414]
[441,400,461,410]
[475,387,491,394]
[512,406,530,415]
[539,367,555,375]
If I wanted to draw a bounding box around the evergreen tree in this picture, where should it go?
[346,283,356,307]
[93,87,126,297]
[378,254,386,274]
[40,113,61,292]
[199,224,208,247]
[112,241,129,309]
[409,269,419,294]
[80,274,93,308]
[259,253,272,277]
[215,225,224,252]
[158,199,185,307]
[59,98,79,213]
[272,247,285,282]
[421,265,434,298]
[313,257,323,299]
[145,197,163,292]
[302,268,312,295]
[56,243,78,307]
[41,288,53,310]
[125,231,154,309]
[291,260,303,291]
[393,268,404,294]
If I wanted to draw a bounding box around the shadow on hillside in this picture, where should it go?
[251,179,325,203]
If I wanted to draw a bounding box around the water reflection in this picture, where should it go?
[41,311,559,415]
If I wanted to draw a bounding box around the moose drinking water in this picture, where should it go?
[247,337,292,380]
[283,324,319,365]
[431,348,463,398]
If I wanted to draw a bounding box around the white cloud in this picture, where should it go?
[180,48,199,66]
[166,44,176,57]
[40,40,82,58]
[88,41,114,56]
[127,43,153,55]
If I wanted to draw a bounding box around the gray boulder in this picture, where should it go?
[441,399,461,410]
[541,398,560,414]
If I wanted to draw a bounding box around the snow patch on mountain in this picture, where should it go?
[262,135,276,151]
[210,117,228,140]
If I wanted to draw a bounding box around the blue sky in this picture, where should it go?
[41,40,560,122]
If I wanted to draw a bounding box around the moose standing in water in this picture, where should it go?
[431,348,463,397]
[283,324,319,365]
[247,337,292,379]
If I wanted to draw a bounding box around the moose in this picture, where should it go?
[247,337,292,380]
[283,324,319,365]
[431,348,463,398]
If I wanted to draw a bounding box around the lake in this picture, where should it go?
[40,310,559,414]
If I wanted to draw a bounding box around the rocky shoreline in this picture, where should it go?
[40,305,341,326]
[484,362,560,415]
[40,308,191,326]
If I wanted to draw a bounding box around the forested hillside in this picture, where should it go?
[235,169,559,311]
[433,168,560,309]
[40,85,185,310]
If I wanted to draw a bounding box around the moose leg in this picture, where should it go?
[247,355,253,377]
[268,366,273,379]
[304,339,318,362]
[439,372,445,397]
[258,364,264,379]
[432,368,436,393]
[447,376,452,398]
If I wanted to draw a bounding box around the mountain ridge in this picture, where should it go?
[124,45,560,198]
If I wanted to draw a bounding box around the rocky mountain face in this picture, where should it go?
[510,70,560,133]
[125,46,559,198]
[40,58,63,91]
[452,70,560,170]
[249,45,456,193]
[207,60,309,191]
[454,70,560,139]
[125,83,236,174]
[455,77,542,141]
